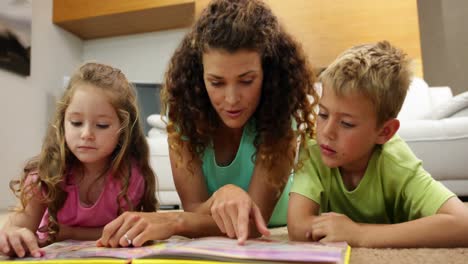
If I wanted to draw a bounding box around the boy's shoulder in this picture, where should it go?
[377,134,422,173]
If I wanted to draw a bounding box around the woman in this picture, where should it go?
[98,0,318,247]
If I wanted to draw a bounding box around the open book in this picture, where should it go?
[12,237,351,264]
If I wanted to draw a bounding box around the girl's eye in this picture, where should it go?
[240,79,253,85]
[341,121,355,128]
[70,121,82,127]
[97,124,110,129]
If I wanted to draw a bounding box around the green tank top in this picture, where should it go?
[201,120,291,227]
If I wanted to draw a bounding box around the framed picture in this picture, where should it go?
[0,0,31,76]
[133,82,162,136]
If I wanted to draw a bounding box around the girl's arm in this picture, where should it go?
[352,197,468,248]
[287,192,320,241]
[0,193,46,257]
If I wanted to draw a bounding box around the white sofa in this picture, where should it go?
[146,116,181,207]
[147,78,468,206]
[397,78,468,196]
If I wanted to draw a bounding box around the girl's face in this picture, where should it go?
[202,48,263,130]
[64,84,121,170]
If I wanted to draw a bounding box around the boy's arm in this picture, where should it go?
[355,197,468,248]
[288,192,320,241]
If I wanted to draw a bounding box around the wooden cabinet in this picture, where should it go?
[53,0,195,40]
[53,0,422,76]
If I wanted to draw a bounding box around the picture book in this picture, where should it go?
[2,236,351,264]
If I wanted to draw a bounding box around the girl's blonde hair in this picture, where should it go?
[10,62,158,243]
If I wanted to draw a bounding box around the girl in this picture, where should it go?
[0,62,157,257]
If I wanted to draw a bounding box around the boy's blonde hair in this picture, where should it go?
[319,41,412,126]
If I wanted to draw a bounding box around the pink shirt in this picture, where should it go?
[35,164,145,240]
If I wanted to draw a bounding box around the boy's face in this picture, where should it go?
[316,87,383,174]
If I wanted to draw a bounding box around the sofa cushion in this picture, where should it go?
[398,118,468,182]
[398,78,432,120]
[147,114,167,130]
[426,91,468,119]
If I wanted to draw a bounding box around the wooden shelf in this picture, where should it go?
[53,0,195,40]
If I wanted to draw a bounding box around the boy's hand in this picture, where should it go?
[309,212,362,246]
[0,228,44,258]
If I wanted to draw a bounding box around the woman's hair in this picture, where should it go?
[10,62,158,243]
[161,0,318,187]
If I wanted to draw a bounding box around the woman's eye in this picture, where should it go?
[240,79,253,85]
[318,113,328,119]
[210,81,223,87]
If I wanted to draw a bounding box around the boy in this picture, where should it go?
[288,41,468,247]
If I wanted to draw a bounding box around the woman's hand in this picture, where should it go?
[210,184,270,245]
[96,212,182,248]
[0,227,44,258]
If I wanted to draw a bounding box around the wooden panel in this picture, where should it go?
[195,0,422,77]
[53,0,195,39]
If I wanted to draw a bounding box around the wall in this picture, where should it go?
[0,0,82,210]
[418,0,468,95]
[83,29,187,83]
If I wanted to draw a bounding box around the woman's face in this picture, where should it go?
[202,48,263,130]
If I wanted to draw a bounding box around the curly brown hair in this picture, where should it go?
[10,62,158,243]
[161,0,318,186]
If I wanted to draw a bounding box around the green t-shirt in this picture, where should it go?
[291,135,454,223]
[201,120,291,227]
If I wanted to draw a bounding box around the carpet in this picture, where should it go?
[269,227,468,264]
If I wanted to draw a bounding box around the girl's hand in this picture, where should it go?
[309,212,362,245]
[96,212,180,248]
[210,184,270,245]
[0,228,44,258]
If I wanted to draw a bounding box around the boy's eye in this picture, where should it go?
[341,121,355,128]
[70,121,82,127]
[97,124,110,129]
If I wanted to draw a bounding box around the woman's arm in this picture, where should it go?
[168,139,226,237]
[170,136,291,243]
[170,140,213,213]
[97,211,221,247]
